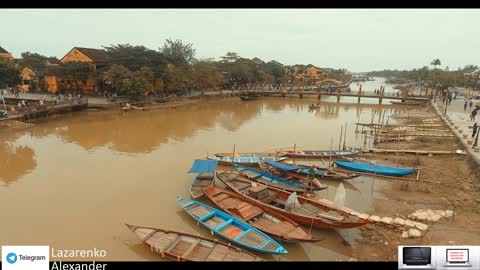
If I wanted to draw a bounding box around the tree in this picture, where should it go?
[270,65,287,85]
[57,62,93,92]
[220,52,240,63]
[430,59,441,69]
[102,65,154,99]
[102,64,131,93]
[0,58,21,88]
[103,44,166,77]
[129,67,154,98]
[191,60,223,92]
[160,39,196,66]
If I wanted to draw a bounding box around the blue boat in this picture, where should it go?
[233,163,307,193]
[262,160,359,181]
[333,161,414,176]
[177,197,287,255]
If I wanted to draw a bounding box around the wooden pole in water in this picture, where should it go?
[338,125,343,151]
[330,137,333,168]
[343,122,347,150]
[232,144,236,164]
[293,143,296,165]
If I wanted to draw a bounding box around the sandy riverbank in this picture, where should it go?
[352,106,480,261]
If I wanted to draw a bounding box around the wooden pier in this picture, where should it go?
[239,89,430,104]
[0,98,88,123]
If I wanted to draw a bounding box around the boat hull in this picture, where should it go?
[280,150,359,159]
[190,174,215,199]
[216,171,368,230]
[125,224,261,261]
[334,161,414,176]
[203,185,320,243]
[177,197,287,255]
[207,156,288,167]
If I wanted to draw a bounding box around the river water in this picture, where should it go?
[0,78,405,261]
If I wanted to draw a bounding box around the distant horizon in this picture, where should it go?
[1,9,479,72]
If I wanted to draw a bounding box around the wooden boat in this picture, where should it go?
[125,224,262,261]
[308,104,320,110]
[214,152,286,158]
[203,185,321,243]
[188,160,218,199]
[333,161,414,176]
[207,155,288,167]
[278,149,359,159]
[260,160,359,181]
[239,95,259,101]
[177,197,287,255]
[216,171,368,229]
[233,163,317,193]
[190,174,215,199]
[256,162,328,190]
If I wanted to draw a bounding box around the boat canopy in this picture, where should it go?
[264,160,304,171]
[188,159,218,174]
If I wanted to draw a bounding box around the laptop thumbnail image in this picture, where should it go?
[444,249,472,267]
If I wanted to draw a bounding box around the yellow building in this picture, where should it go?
[18,66,37,92]
[0,46,13,62]
[286,64,330,84]
[46,47,110,93]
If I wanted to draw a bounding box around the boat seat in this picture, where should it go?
[182,239,201,259]
[261,193,278,204]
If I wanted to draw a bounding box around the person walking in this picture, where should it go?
[464,99,468,111]
[471,108,477,122]
[469,99,473,109]
[473,115,480,149]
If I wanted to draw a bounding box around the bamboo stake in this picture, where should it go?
[293,143,296,165]
[343,122,347,150]
[339,125,343,150]
[232,144,236,165]
[330,137,333,168]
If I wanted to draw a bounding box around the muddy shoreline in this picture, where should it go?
[352,105,480,261]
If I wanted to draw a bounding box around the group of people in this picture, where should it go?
[1,86,21,98]
[442,91,456,105]
[52,92,82,104]
[104,91,117,103]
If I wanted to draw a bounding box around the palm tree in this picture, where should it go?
[430,59,441,70]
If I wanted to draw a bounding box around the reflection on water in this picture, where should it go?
[0,97,401,261]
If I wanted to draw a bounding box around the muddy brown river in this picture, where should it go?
[0,93,407,261]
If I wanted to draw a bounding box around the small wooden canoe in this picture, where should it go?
[239,95,259,101]
[177,197,287,255]
[234,163,312,193]
[214,152,286,158]
[188,160,218,199]
[278,149,359,159]
[333,161,414,176]
[260,160,359,181]
[190,173,215,199]
[125,224,262,261]
[207,155,288,167]
[203,185,321,243]
[216,171,368,229]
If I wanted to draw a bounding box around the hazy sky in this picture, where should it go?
[1,9,479,72]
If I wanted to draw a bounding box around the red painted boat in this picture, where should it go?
[216,171,368,230]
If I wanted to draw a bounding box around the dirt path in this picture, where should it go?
[352,106,480,261]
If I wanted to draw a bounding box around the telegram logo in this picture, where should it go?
[6,252,17,264]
